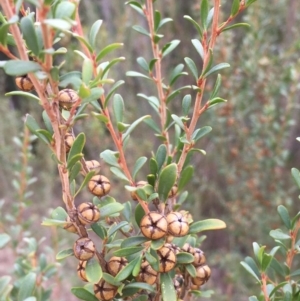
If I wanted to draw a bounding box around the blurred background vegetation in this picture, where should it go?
[1,0,300,300]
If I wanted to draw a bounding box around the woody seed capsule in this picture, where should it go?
[88,175,111,197]
[65,133,75,153]
[191,264,211,286]
[15,75,34,91]
[193,248,206,266]
[85,160,101,174]
[136,260,158,285]
[77,202,100,225]
[73,237,95,261]
[94,279,117,301]
[107,256,128,276]
[157,243,177,273]
[77,260,88,282]
[58,88,79,110]
[140,212,168,240]
[166,212,189,237]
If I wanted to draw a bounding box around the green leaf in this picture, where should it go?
[59,70,82,89]
[0,276,12,296]
[113,94,124,124]
[50,206,68,220]
[162,40,180,57]
[71,287,98,301]
[126,70,152,80]
[191,39,204,60]
[100,150,119,167]
[135,203,146,227]
[151,238,165,250]
[178,165,194,191]
[42,110,53,134]
[291,168,300,189]
[246,0,258,6]
[107,221,129,237]
[137,57,149,72]
[82,58,93,84]
[25,114,49,144]
[184,57,198,81]
[184,15,203,37]
[269,229,290,240]
[54,1,76,19]
[113,246,144,257]
[86,257,102,283]
[89,20,103,48]
[101,57,125,79]
[20,16,40,56]
[67,133,85,165]
[231,0,240,16]
[44,19,72,31]
[18,272,36,301]
[126,1,144,15]
[74,171,95,198]
[192,126,212,141]
[124,282,155,293]
[5,91,40,102]
[110,167,130,182]
[208,97,227,108]
[41,218,67,226]
[156,144,167,172]
[210,74,222,99]
[96,43,123,62]
[132,25,150,37]
[157,18,173,31]
[277,205,291,230]
[189,219,226,234]
[222,22,251,32]
[176,252,194,264]
[91,223,107,239]
[240,261,261,282]
[56,248,73,260]
[186,264,196,277]
[204,63,230,78]
[171,114,185,131]
[115,256,140,282]
[0,233,11,248]
[169,64,187,86]
[200,0,209,30]
[3,60,41,76]
[99,202,124,218]
[157,163,177,201]
[133,157,148,180]
[67,153,83,171]
[261,253,272,272]
[69,161,82,182]
[122,115,151,140]
[104,80,125,107]
[160,273,177,301]
[121,236,149,248]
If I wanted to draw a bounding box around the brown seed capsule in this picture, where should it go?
[130,180,148,201]
[157,243,177,273]
[191,264,211,286]
[77,260,88,282]
[15,75,34,91]
[168,184,178,198]
[136,260,158,285]
[88,175,111,197]
[58,88,79,110]
[63,217,77,234]
[170,243,181,255]
[140,212,168,240]
[73,237,95,261]
[65,133,75,153]
[181,243,195,255]
[77,202,100,225]
[166,212,189,237]
[193,248,206,266]
[94,279,117,301]
[85,160,101,174]
[107,256,128,277]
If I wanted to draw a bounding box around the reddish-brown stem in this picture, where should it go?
[73,7,149,214]
[286,219,300,278]
[261,273,270,301]
[145,0,171,154]
[177,0,220,174]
